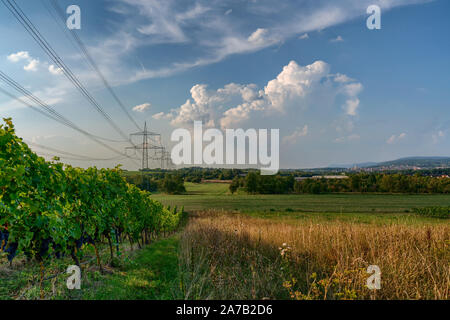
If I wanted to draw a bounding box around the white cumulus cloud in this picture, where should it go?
[158,60,363,134]
[132,103,152,112]
[7,51,30,62]
[344,98,360,116]
[23,59,40,72]
[48,65,63,75]
[248,28,270,46]
[334,73,354,83]
[7,51,40,72]
[387,133,406,144]
[152,111,173,120]
[299,33,309,40]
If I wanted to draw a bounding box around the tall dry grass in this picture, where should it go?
[179,211,449,300]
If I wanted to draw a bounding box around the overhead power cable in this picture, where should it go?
[36,152,129,162]
[46,0,142,131]
[0,73,126,143]
[0,71,127,144]
[0,72,139,166]
[26,141,129,161]
[0,86,65,124]
[1,0,134,144]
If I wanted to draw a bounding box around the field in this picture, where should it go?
[157,183,450,300]
[153,182,450,223]
[2,182,448,300]
[179,211,449,299]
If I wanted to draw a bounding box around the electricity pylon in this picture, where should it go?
[126,122,164,171]
[151,149,173,169]
[161,150,173,169]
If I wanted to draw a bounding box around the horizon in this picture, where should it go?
[123,154,450,172]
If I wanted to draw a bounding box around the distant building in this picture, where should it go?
[295,175,348,181]
[202,179,233,184]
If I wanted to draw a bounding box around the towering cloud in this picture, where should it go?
[158,60,363,145]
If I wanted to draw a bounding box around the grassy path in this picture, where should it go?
[82,236,181,300]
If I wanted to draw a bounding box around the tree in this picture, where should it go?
[229,176,240,194]
[159,174,186,194]
[245,172,258,194]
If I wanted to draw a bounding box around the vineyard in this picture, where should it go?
[0,118,183,297]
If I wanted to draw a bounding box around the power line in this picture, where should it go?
[0,71,126,144]
[1,0,134,144]
[0,86,66,124]
[0,86,136,164]
[26,141,128,161]
[0,76,126,143]
[46,0,142,131]
[40,0,86,62]
[36,152,129,162]
[0,72,140,166]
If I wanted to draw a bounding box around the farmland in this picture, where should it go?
[153,182,450,220]
[158,182,449,300]
[2,180,449,300]
[179,211,449,299]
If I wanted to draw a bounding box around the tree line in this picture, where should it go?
[124,173,186,194]
[123,168,450,195]
[230,172,450,194]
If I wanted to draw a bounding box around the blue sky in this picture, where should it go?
[0,0,449,169]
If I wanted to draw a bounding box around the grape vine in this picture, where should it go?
[0,118,183,272]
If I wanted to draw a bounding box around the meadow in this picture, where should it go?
[158,183,450,300]
[178,211,449,300]
[153,182,450,221]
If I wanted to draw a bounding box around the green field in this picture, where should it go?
[152,182,450,216]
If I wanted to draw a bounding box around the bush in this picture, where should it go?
[158,174,186,194]
[413,207,449,219]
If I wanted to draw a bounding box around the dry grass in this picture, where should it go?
[179,211,449,300]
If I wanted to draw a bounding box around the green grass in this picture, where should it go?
[181,182,230,195]
[0,266,34,300]
[152,183,450,216]
[0,236,181,300]
[82,236,181,300]
[241,209,448,225]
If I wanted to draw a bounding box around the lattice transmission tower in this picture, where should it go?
[126,122,173,171]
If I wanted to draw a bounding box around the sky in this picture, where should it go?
[0,0,449,170]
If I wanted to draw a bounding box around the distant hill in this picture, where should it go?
[329,157,450,170]
[371,157,450,169]
[329,162,377,169]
